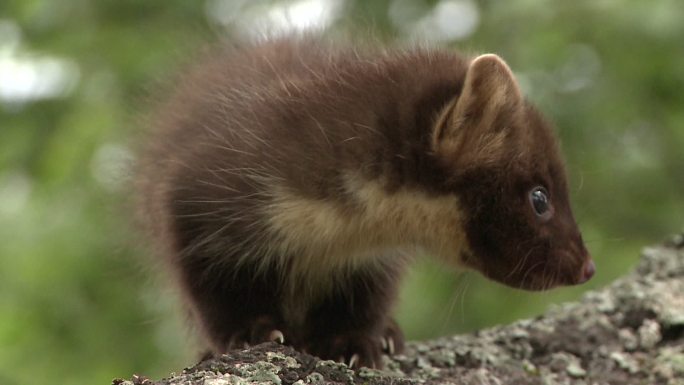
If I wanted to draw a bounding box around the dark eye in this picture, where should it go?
[529,186,551,218]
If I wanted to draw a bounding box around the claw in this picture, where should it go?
[337,356,345,364]
[268,329,285,344]
[226,335,239,350]
[348,354,359,369]
[386,337,395,355]
[381,337,388,351]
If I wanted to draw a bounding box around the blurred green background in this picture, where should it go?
[0,0,682,384]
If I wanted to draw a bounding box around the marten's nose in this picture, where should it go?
[578,259,595,284]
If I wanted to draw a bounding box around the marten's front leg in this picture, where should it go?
[178,253,288,355]
[299,262,405,368]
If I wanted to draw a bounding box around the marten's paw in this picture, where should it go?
[381,318,405,355]
[304,320,405,369]
[245,315,286,345]
[307,332,384,369]
[220,315,287,351]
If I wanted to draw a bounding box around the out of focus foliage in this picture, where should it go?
[0,1,682,384]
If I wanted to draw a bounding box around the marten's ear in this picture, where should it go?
[433,54,524,167]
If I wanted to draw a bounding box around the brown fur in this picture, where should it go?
[136,37,592,368]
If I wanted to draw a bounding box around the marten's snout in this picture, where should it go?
[571,233,594,285]
[578,258,595,284]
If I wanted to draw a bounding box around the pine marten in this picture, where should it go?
[136,37,595,369]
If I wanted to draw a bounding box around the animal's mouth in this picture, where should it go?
[498,257,595,291]
[459,249,595,290]
[545,256,595,288]
[511,275,562,291]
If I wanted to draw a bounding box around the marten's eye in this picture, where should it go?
[529,186,552,220]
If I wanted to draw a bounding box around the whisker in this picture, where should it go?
[575,170,584,193]
[506,243,539,281]
[583,237,625,244]
[441,272,470,333]
[457,275,471,327]
[519,260,546,289]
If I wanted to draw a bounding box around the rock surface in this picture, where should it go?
[114,234,684,385]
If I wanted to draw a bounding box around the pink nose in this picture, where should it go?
[579,259,595,283]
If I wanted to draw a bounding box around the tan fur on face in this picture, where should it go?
[263,173,469,285]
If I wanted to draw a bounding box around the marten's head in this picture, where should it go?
[432,54,594,290]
